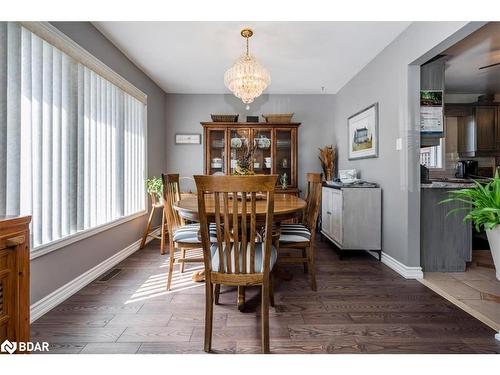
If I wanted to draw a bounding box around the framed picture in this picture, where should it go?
[420,90,443,134]
[175,133,201,145]
[348,103,379,160]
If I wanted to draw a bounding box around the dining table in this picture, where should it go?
[173,192,307,310]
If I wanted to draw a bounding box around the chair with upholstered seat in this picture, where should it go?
[162,173,219,290]
[276,172,322,291]
[194,174,278,354]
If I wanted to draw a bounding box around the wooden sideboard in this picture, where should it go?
[201,122,301,195]
[0,216,31,353]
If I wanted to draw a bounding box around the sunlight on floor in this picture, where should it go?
[124,251,205,304]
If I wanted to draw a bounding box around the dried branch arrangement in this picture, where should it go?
[234,142,258,175]
[318,145,337,181]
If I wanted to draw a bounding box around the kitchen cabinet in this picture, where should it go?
[476,106,497,152]
[321,185,381,259]
[455,104,500,157]
[202,122,300,195]
[457,115,476,156]
[421,186,472,271]
[0,216,31,352]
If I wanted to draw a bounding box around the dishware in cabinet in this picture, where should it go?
[274,128,297,190]
[229,128,250,174]
[205,128,226,175]
[252,128,272,174]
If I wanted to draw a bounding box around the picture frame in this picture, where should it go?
[348,103,379,160]
[175,133,201,145]
[420,90,443,134]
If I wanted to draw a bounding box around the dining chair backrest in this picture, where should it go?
[303,173,322,233]
[194,175,277,277]
[162,173,185,234]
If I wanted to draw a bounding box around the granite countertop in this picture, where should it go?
[421,177,483,189]
[323,181,379,189]
[421,181,476,189]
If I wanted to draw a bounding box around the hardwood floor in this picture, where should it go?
[31,239,500,354]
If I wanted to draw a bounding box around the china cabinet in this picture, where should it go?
[0,216,31,352]
[201,122,301,195]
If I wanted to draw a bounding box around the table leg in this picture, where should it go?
[237,286,246,311]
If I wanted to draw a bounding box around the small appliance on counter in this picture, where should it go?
[421,164,430,183]
[455,160,478,179]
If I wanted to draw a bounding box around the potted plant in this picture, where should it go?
[145,176,163,205]
[441,172,500,280]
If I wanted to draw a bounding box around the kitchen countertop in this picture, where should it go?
[421,181,476,189]
[421,177,490,189]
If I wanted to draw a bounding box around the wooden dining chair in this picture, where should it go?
[276,173,322,291]
[194,175,278,354]
[162,173,217,290]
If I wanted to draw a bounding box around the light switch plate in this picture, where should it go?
[396,138,402,150]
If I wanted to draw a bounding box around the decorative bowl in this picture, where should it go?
[262,113,294,124]
[211,114,239,122]
[231,137,242,148]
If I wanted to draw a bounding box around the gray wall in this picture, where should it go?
[332,21,482,267]
[164,94,335,194]
[31,22,167,304]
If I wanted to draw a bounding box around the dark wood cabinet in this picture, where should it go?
[497,106,500,147]
[0,216,31,353]
[476,106,497,152]
[201,122,300,195]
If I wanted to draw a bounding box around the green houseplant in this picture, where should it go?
[145,176,163,203]
[441,171,500,280]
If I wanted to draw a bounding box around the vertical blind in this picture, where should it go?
[0,22,146,249]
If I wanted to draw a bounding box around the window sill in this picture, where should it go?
[30,210,147,260]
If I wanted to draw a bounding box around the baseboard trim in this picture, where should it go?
[381,252,423,279]
[30,228,161,323]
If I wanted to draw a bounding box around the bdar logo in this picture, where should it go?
[1,339,17,354]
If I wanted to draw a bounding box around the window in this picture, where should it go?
[420,139,444,169]
[0,22,147,254]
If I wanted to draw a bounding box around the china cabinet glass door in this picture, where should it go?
[275,129,293,188]
[252,129,272,175]
[229,128,250,174]
[207,129,226,175]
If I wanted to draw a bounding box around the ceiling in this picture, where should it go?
[444,22,500,94]
[93,22,410,94]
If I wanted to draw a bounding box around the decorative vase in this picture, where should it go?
[233,161,254,176]
[485,227,500,281]
[280,173,288,189]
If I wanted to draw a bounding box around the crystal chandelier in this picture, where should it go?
[224,29,271,110]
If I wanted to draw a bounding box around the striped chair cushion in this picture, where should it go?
[279,223,311,243]
[210,242,277,273]
[172,224,263,244]
[172,223,218,244]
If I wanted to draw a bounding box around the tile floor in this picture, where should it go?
[421,256,500,332]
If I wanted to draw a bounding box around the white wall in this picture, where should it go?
[164,93,335,194]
